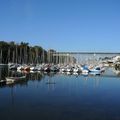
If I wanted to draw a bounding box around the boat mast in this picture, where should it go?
[0,49,2,64]
[8,47,10,63]
[16,44,17,64]
[42,49,45,64]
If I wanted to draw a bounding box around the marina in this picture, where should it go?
[1,51,120,87]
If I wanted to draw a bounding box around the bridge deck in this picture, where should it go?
[54,52,120,55]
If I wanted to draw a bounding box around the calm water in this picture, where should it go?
[1,67,120,120]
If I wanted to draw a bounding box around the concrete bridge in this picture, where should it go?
[51,52,120,64]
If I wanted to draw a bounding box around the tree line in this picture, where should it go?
[0,41,48,64]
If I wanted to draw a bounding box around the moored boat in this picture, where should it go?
[89,66,105,75]
[6,76,26,82]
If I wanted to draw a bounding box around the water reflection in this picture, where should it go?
[0,66,8,80]
[0,66,120,88]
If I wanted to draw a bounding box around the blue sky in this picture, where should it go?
[0,0,120,52]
